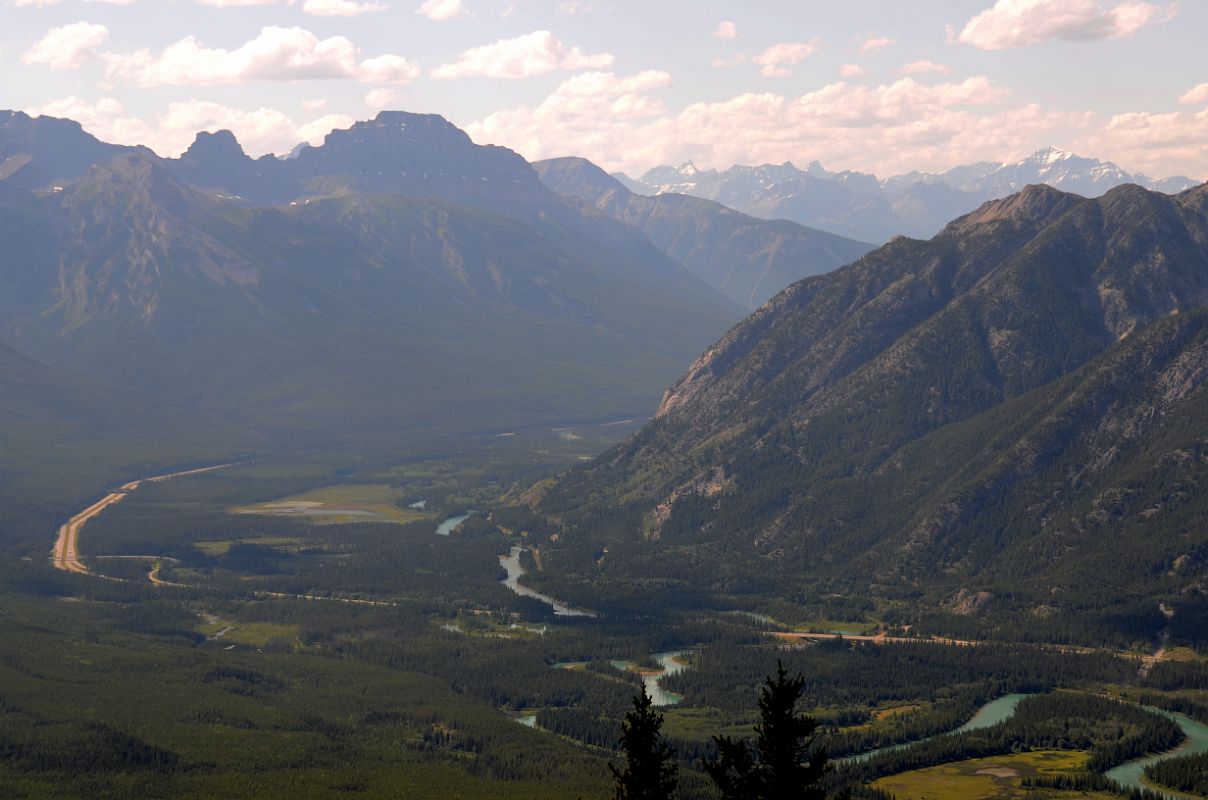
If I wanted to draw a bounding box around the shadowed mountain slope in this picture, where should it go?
[535,156,874,309]
[530,181,1208,631]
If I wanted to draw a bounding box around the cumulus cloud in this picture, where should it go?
[1178,83,1208,106]
[364,86,403,109]
[752,39,821,77]
[1078,106,1208,179]
[416,0,463,20]
[897,60,953,76]
[27,95,355,157]
[465,71,1093,178]
[100,26,418,86]
[839,63,867,78]
[466,69,674,166]
[858,35,895,55]
[22,21,109,70]
[432,30,612,79]
[713,20,738,40]
[955,0,1176,50]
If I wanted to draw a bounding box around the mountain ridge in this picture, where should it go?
[529,178,1208,635]
[623,148,1202,243]
[534,156,874,309]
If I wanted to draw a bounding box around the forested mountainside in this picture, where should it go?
[530,181,1208,639]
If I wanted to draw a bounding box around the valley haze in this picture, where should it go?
[2,2,1208,799]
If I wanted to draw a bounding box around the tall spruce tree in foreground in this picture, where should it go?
[611,684,678,800]
[704,662,830,800]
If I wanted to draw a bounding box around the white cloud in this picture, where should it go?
[858,35,896,56]
[1078,106,1208,179]
[839,63,866,78]
[466,71,1088,178]
[713,20,738,40]
[101,26,418,86]
[1178,83,1208,106]
[296,113,357,146]
[432,30,612,79]
[302,97,328,111]
[26,95,355,157]
[897,60,953,76]
[303,0,385,15]
[22,21,109,70]
[358,54,421,82]
[364,87,402,109]
[956,0,1176,50]
[12,0,62,6]
[466,69,673,166]
[752,39,821,78]
[416,0,463,20]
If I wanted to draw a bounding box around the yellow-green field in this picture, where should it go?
[229,484,431,525]
[872,750,1111,800]
[194,536,310,556]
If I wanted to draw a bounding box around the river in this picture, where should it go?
[840,693,1031,764]
[1105,707,1208,799]
[498,546,595,617]
[610,651,690,706]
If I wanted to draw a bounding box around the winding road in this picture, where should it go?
[50,464,232,575]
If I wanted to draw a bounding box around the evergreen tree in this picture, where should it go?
[610,684,678,800]
[704,662,830,800]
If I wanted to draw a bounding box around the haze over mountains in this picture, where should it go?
[0,110,747,528]
[622,148,1203,244]
[533,180,1208,628]
[534,156,874,309]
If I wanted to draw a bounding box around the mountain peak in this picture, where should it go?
[533,156,626,197]
[182,129,248,162]
[65,150,199,216]
[944,182,1082,235]
[1028,146,1073,166]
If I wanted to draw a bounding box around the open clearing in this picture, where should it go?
[229,484,430,525]
[872,750,1104,800]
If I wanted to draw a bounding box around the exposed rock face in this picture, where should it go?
[535,156,873,309]
[537,180,1208,604]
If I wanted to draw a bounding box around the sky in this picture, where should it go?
[2,0,1206,180]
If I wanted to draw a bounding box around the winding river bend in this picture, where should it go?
[498,546,595,617]
[1105,708,1208,799]
[840,694,1031,764]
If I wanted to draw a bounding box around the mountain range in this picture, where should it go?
[0,110,754,547]
[622,148,1203,244]
[530,179,1208,637]
[534,157,874,309]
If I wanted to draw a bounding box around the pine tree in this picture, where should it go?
[704,662,830,800]
[610,684,678,800]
